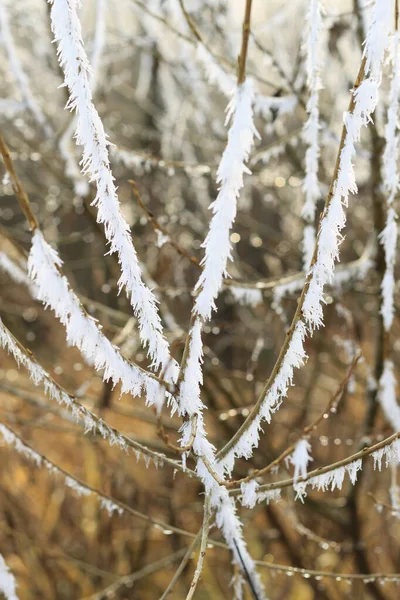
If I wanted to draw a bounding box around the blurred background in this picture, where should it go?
[1,0,400,598]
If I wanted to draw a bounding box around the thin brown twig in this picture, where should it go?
[0,130,39,230]
[131,0,277,90]
[81,549,188,600]
[186,495,211,600]
[3,424,400,584]
[178,0,203,44]
[368,492,400,515]
[157,414,198,454]
[237,0,253,85]
[159,532,201,600]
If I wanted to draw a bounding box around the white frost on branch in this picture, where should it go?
[0,553,18,600]
[220,1,390,466]
[171,80,269,588]
[302,78,380,328]
[0,422,42,467]
[194,80,259,320]
[363,0,394,78]
[302,225,316,272]
[272,251,372,317]
[0,320,173,472]
[377,30,400,438]
[380,206,398,330]
[48,0,176,377]
[380,31,399,332]
[177,318,204,417]
[373,439,400,471]
[58,0,106,196]
[176,319,266,596]
[213,489,267,599]
[293,459,362,502]
[240,480,259,509]
[27,230,171,409]
[301,0,323,265]
[290,438,313,482]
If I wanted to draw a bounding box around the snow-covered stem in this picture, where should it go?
[58,0,106,195]
[27,230,175,411]
[175,275,266,593]
[0,317,191,474]
[301,0,324,269]
[0,130,176,411]
[172,8,267,594]
[193,80,259,319]
[0,1,51,137]
[48,0,176,377]
[0,553,18,600]
[380,30,400,332]
[219,7,391,466]
[230,429,400,497]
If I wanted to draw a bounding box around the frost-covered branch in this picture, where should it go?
[171,4,267,595]
[380,30,399,333]
[0,317,191,474]
[27,230,173,410]
[377,27,400,438]
[231,429,400,499]
[378,360,400,430]
[0,128,176,413]
[227,353,359,489]
[301,0,324,268]
[48,0,177,378]
[194,81,259,319]
[218,1,392,469]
